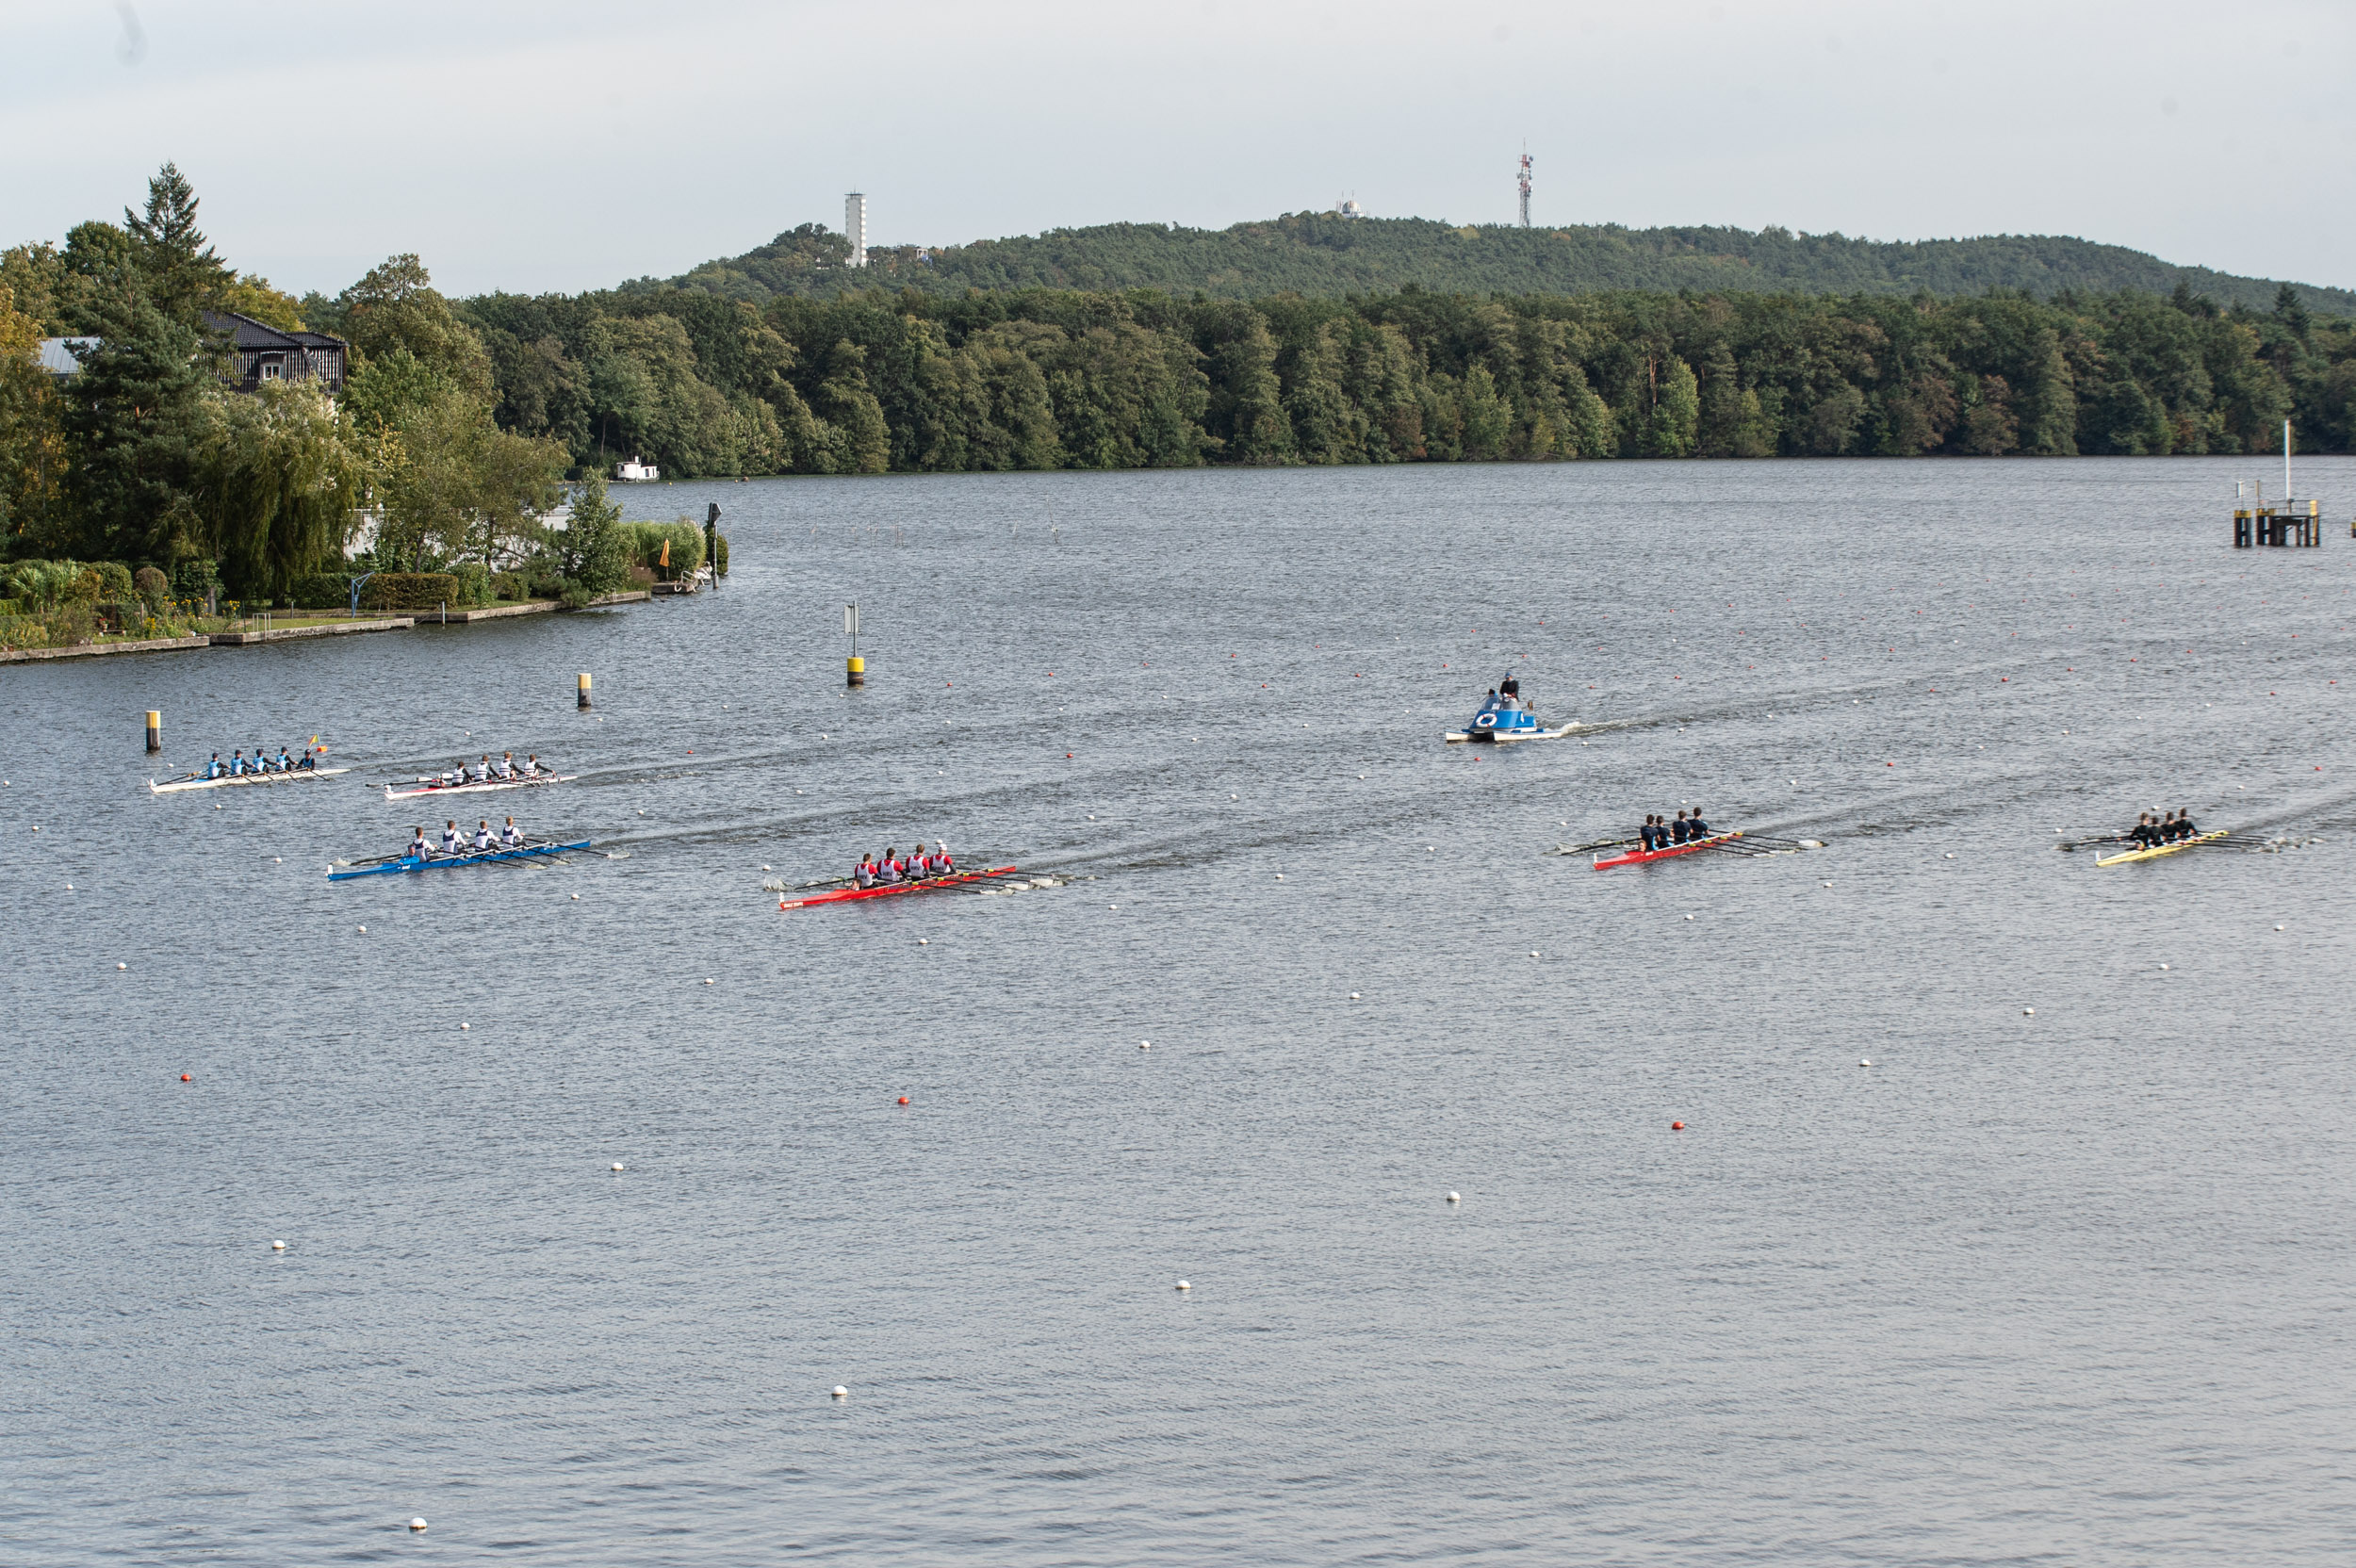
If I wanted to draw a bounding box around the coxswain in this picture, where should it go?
[294,742,317,771]
[1499,672,1520,702]
[441,820,462,855]
[203,752,224,779]
[473,820,495,851]
[407,825,430,860]
[501,816,523,848]
[495,752,515,780]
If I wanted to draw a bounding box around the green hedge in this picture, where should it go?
[622,521,705,580]
[358,572,462,612]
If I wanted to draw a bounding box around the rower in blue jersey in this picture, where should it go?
[274,746,294,772]
[1638,816,1657,851]
[229,749,249,776]
[203,753,224,779]
[1687,808,1710,837]
[501,816,523,848]
[473,820,495,851]
[441,820,461,854]
[1668,811,1689,845]
[407,826,430,860]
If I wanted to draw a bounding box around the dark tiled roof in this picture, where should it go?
[203,309,346,351]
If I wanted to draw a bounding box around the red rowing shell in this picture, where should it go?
[778,866,1018,909]
[1593,831,1741,870]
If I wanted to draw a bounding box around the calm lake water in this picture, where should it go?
[5,457,2354,1565]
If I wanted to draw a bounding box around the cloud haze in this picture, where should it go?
[4,0,2350,299]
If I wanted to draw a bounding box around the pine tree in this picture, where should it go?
[60,287,211,562]
[123,162,229,328]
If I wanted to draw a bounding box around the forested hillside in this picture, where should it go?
[638,213,2356,318]
[455,281,2356,479]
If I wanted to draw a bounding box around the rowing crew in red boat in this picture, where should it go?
[855,841,955,888]
[1638,809,1712,851]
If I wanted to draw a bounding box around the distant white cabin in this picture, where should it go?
[614,455,661,482]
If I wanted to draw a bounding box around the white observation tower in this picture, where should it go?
[845,191,868,269]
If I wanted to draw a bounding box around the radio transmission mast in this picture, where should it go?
[1516,150,1532,227]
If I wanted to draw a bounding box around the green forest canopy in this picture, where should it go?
[631,213,2356,318]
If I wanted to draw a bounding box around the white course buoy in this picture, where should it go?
[704,977,714,985]
[459,1022,469,1031]
[1174,1280,1191,1292]
[1229,793,1238,800]
[1684,913,1694,921]
[409,1518,428,1533]
[1108,905,1117,911]
[612,1162,625,1172]
[1822,881,1832,889]
[64,884,73,891]
[1860,1058,1872,1067]
[271,1239,286,1250]
[571,893,579,900]
[761,865,771,872]
[1275,874,1284,881]
[1447,1191,1461,1203]
[831,1386,847,1399]
[274,857,282,864]
[2159,963,2169,971]
[117,962,126,970]
[358,925,366,933]
[1530,950,1541,957]
[918,938,928,945]
[1349,991,1361,1000]
[1139,1040,1150,1050]
[2022,1006,2035,1016]
[2275,923,2285,932]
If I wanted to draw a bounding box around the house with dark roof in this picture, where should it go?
[204,310,347,392]
[36,313,349,394]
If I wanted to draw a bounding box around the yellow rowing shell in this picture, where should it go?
[2096,828,2228,866]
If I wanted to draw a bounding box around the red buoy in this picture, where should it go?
[897,1096,909,1105]
[1670,1120,1685,1131]
[180,1073,191,1082]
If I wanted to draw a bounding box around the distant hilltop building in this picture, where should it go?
[1333,197,1366,220]
[845,191,868,269]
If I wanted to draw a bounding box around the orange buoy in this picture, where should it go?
[180,1073,190,1082]
[1671,1120,1685,1131]
[897,1096,909,1105]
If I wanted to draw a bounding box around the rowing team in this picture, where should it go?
[407,818,528,859]
[1638,808,1714,850]
[201,745,319,777]
[2127,809,2199,848]
[854,842,954,888]
[428,753,550,787]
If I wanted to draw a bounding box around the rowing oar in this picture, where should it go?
[2054,834,2131,853]
[1556,836,1639,854]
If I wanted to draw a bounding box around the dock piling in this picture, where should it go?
[577,673,592,710]
[145,710,160,753]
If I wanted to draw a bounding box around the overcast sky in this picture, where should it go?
[5,0,2351,301]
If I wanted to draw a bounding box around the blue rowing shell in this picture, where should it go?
[327,839,592,882]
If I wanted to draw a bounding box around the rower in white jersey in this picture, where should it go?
[406,826,430,860]
[494,752,516,781]
[473,820,495,851]
[467,755,491,784]
[441,820,462,854]
[522,753,544,777]
[500,816,523,847]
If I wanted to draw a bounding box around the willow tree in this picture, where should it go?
[196,381,360,598]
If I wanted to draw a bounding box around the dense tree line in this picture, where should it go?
[8,169,2356,615]
[456,280,2356,479]
[645,213,2356,318]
